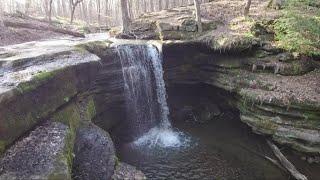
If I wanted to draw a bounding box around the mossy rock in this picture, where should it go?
[17,71,57,93]
[0,62,99,152]
[76,40,112,57]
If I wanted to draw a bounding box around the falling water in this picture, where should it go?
[117,44,186,147]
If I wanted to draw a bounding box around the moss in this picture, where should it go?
[114,156,120,168]
[0,140,6,155]
[64,126,76,175]
[273,0,320,57]
[52,105,79,178]
[75,40,112,56]
[86,98,96,120]
[17,71,56,93]
[53,103,80,126]
[48,170,71,180]
[303,111,320,121]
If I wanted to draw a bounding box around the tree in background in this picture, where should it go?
[70,0,84,23]
[25,0,32,15]
[0,0,210,28]
[120,0,130,33]
[244,0,252,16]
[44,0,54,23]
[194,0,202,33]
[0,0,4,28]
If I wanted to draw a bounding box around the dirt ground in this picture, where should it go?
[0,14,71,46]
[136,0,279,39]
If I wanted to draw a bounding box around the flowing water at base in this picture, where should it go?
[117,115,289,180]
[115,85,290,180]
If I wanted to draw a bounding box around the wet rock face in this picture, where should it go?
[0,121,71,180]
[163,42,320,153]
[73,123,116,180]
[174,101,221,124]
[112,163,146,180]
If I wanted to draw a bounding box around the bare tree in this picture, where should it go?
[97,0,101,26]
[120,0,130,33]
[194,0,202,33]
[48,0,54,23]
[43,0,54,23]
[70,0,83,23]
[244,0,252,16]
[25,0,32,15]
[0,0,5,28]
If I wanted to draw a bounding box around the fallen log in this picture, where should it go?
[267,140,308,180]
[3,20,85,38]
[236,142,286,172]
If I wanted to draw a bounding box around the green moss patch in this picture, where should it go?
[0,140,6,155]
[17,71,56,93]
[274,0,320,57]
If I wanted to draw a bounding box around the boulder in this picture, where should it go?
[0,121,72,180]
[72,123,116,180]
[112,163,146,180]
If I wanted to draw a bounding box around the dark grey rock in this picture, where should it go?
[112,163,146,180]
[0,121,71,180]
[73,123,116,180]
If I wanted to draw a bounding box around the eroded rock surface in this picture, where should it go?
[163,42,320,153]
[0,121,72,180]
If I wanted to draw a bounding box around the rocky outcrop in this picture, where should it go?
[0,121,72,180]
[0,39,103,153]
[72,122,116,180]
[0,37,132,179]
[163,41,320,154]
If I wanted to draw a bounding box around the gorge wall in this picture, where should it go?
[163,41,320,154]
[0,37,319,179]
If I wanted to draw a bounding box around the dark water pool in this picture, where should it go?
[114,84,317,180]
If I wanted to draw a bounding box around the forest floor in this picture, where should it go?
[0,15,66,46]
[0,0,277,46]
[139,0,279,37]
[0,13,104,46]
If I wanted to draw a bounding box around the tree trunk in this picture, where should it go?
[244,0,252,16]
[194,0,202,33]
[120,0,130,33]
[97,0,101,26]
[25,0,32,15]
[48,0,53,24]
[0,14,4,28]
[0,0,4,28]
[267,140,308,180]
[71,6,76,23]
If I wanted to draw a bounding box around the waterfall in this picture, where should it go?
[117,44,185,147]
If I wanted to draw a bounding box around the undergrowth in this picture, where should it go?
[273,0,320,57]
